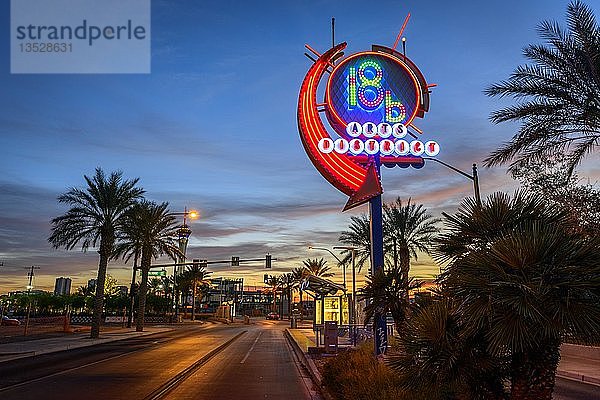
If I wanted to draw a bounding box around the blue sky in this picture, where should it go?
[1,0,598,293]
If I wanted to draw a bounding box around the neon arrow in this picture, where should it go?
[298,42,382,211]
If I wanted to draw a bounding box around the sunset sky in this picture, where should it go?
[1,0,599,293]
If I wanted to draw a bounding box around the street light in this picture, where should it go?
[333,246,358,346]
[307,246,346,289]
[423,158,481,205]
[172,208,199,320]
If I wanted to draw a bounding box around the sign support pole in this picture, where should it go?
[369,162,387,356]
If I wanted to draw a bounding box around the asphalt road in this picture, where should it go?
[162,320,317,400]
[554,377,600,400]
[0,320,317,400]
[0,320,597,400]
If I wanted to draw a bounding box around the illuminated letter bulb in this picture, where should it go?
[364,139,379,155]
[349,139,364,155]
[410,141,424,156]
[395,140,409,155]
[318,138,334,153]
[346,122,362,137]
[362,122,376,138]
[380,139,394,155]
[334,138,349,154]
[377,123,392,138]
[424,141,440,156]
[392,123,407,138]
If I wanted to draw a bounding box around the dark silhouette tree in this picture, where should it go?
[49,168,144,339]
[114,200,180,332]
[485,1,600,176]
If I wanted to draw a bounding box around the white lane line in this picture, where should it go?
[240,331,262,364]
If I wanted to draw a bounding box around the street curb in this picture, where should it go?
[556,370,600,387]
[284,329,334,400]
[0,328,172,363]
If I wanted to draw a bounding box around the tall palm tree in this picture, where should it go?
[49,168,144,339]
[383,197,440,283]
[291,267,309,312]
[360,266,421,334]
[265,275,280,313]
[114,200,180,332]
[338,214,372,272]
[179,264,212,322]
[484,1,600,176]
[302,258,334,278]
[437,191,600,399]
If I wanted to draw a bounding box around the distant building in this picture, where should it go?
[54,277,72,296]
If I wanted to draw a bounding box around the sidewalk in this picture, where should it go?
[0,325,172,364]
[285,323,600,394]
[557,343,600,386]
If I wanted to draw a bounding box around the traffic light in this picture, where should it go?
[264,274,269,284]
[265,253,272,268]
[231,256,240,267]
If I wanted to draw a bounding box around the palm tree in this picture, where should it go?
[338,214,372,271]
[484,1,600,176]
[291,267,309,318]
[179,264,212,321]
[302,258,334,278]
[114,200,180,332]
[383,197,440,283]
[49,168,144,339]
[265,275,280,313]
[437,191,600,399]
[360,266,421,334]
[147,278,164,295]
[387,298,507,400]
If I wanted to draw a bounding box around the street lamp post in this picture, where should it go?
[423,158,481,205]
[334,246,358,346]
[307,246,347,290]
[172,208,198,321]
[24,266,39,336]
[127,251,138,328]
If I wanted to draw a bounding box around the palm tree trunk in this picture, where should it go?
[191,282,197,322]
[393,240,398,270]
[510,339,561,400]
[136,253,151,332]
[91,236,111,339]
[399,246,410,286]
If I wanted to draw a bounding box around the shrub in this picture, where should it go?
[321,342,414,400]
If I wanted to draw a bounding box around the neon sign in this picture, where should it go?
[298,42,437,210]
[326,53,420,128]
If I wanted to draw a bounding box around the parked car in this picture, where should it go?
[266,312,280,320]
[1,315,21,326]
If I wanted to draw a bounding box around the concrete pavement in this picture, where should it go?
[0,325,173,363]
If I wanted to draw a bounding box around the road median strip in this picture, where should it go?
[143,330,248,400]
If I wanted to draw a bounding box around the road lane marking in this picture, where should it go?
[240,331,263,364]
[144,330,247,400]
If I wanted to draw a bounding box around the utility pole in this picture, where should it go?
[24,266,40,291]
[23,266,40,336]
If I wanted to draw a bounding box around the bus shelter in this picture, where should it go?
[300,275,348,347]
